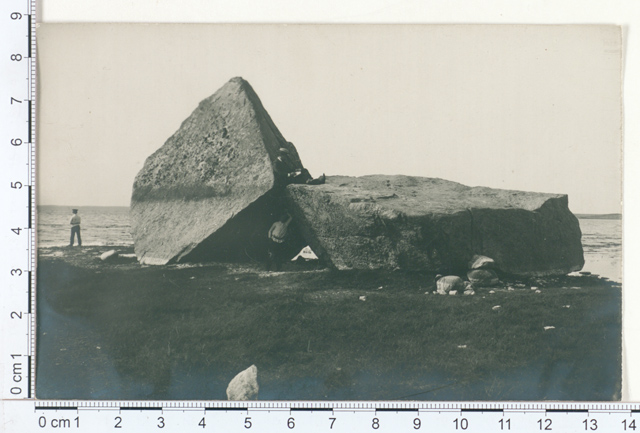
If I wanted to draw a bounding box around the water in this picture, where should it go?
[38,206,133,247]
[37,207,622,281]
[579,217,622,282]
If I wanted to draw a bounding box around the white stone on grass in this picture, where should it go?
[100,250,119,261]
[226,365,259,401]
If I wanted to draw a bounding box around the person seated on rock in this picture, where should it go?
[266,212,293,271]
[274,147,325,185]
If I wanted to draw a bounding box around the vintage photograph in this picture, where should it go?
[36,24,622,400]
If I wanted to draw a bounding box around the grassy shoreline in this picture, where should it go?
[36,246,621,400]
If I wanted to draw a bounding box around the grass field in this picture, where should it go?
[36,246,621,400]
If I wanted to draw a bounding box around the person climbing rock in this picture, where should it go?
[274,147,325,185]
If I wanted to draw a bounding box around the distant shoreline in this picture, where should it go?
[574,213,622,220]
[37,205,622,220]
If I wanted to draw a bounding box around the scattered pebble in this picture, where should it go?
[432,291,437,295]
[190,276,195,279]
[60,348,66,351]
[515,283,527,288]
[570,287,582,290]
[359,296,366,301]
[377,286,383,290]
[535,290,542,294]
[96,346,101,350]
[424,291,430,295]
[543,326,555,331]
[492,305,501,311]
[507,287,515,291]
[449,290,458,296]
[531,286,538,290]
[457,345,467,349]
[463,289,475,296]
[563,305,571,308]
[489,290,495,294]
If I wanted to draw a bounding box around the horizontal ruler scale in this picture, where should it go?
[4,401,640,432]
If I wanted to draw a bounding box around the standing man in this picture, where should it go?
[69,208,82,247]
[267,212,292,271]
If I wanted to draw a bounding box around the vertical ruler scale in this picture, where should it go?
[28,5,37,401]
[0,0,37,405]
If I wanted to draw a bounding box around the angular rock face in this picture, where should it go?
[286,175,584,276]
[130,77,305,265]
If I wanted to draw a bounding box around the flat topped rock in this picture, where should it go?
[130,77,304,265]
[299,175,559,214]
[286,175,584,276]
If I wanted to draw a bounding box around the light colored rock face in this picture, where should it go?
[286,175,584,276]
[226,365,259,401]
[468,255,496,270]
[436,276,466,294]
[130,77,304,265]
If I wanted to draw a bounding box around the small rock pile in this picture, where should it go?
[434,254,501,296]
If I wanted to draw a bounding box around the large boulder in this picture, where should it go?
[130,77,306,265]
[286,175,584,276]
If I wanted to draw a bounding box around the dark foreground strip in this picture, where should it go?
[120,407,161,411]
[291,408,333,412]
[36,407,78,411]
[205,407,248,411]
[462,409,503,413]
[631,410,640,413]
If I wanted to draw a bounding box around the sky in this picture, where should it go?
[37,24,622,214]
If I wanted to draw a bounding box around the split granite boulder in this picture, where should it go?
[130,77,306,265]
[285,175,584,276]
[131,77,584,276]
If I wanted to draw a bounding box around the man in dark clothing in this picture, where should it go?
[274,147,325,186]
[69,208,82,246]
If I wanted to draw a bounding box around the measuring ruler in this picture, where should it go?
[1,0,37,410]
[1,400,640,432]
